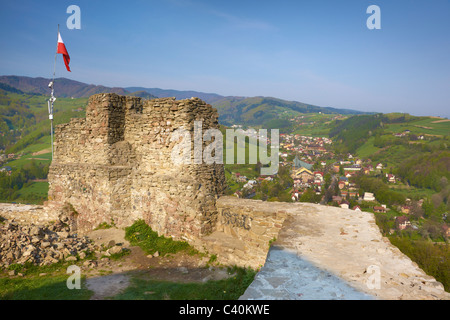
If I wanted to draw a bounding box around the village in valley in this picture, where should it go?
[228,130,429,236]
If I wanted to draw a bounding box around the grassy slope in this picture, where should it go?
[355,116,449,161]
[1,92,87,203]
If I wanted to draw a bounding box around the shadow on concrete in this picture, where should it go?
[240,245,374,300]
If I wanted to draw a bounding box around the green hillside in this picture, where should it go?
[213,96,368,128]
[0,89,87,152]
[330,112,450,210]
[0,88,88,204]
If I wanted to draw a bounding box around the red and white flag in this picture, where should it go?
[57,31,71,72]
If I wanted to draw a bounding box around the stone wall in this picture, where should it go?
[47,93,226,243]
[201,197,293,268]
[0,203,56,226]
[217,197,287,263]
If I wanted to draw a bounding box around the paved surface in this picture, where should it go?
[240,246,373,300]
[240,203,450,300]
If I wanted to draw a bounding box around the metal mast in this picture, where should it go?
[48,24,59,161]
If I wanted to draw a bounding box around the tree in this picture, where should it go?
[299,189,321,204]
[422,200,435,218]
[440,176,449,190]
[375,214,392,235]
[431,193,444,210]
[410,201,424,220]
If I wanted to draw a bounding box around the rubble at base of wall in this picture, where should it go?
[0,216,93,270]
[0,210,128,271]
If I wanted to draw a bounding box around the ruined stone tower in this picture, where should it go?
[47,93,226,243]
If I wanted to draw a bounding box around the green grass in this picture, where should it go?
[5,155,50,171]
[0,230,256,300]
[17,135,52,156]
[0,275,92,300]
[125,220,200,256]
[1,92,88,155]
[292,126,331,137]
[4,134,52,170]
[13,181,49,204]
[370,144,412,168]
[112,266,257,300]
[0,260,94,300]
[384,117,450,137]
[290,113,339,137]
[388,184,435,200]
[356,136,381,158]
[3,93,88,115]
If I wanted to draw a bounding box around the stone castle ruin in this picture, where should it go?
[47,94,226,243]
[44,93,286,267]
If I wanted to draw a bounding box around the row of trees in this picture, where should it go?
[396,150,450,192]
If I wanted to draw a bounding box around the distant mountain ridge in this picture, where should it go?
[125,86,373,127]
[125,86,227,104]
[0,75,131,98]
[0,75,371,127]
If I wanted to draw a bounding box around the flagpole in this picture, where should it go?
[53,24,59,82]
[49,24,59,162]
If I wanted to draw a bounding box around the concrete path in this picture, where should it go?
[240,203,450,300]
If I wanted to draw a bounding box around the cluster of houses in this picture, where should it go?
[228,131,449,238]
[280,134,333,166]
[280,134,332,152]
[0,165,12,176]
[0,153,16,163]
[232,172,274,198]
[393,129,425,140]
[291,156,323,188]
[332,158,386,176]
[286,152,427,233]
[288,114,346,126]
[0,152,16,176]
[391,203,449,237]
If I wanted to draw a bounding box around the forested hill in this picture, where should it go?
[212,96,372,127]
[329,113,386,154]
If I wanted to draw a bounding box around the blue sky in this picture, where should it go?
[0,0,449,117]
